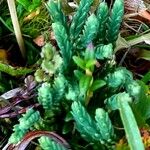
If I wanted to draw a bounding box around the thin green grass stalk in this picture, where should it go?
[118,98,144,150]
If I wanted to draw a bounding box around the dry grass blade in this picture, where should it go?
[7,0,26,59]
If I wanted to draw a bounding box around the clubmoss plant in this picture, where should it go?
[35,43,63,82]
[39,136,67,150]
[9,109,40,144]
[7,0,145,149]
[105,92,144,150]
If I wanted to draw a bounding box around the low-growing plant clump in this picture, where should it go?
[0,0,150,150]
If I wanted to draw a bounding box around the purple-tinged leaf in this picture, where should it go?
[4,131,70,150]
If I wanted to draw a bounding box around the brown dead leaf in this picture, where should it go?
[33,35,45,47]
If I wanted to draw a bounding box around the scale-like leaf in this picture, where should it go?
[95,43,113,60]
[9,109,40,144]
[70,0,94,40]
[46,0,67,28]
[39,136,67,150]
[52,22,72,68]
[95,108,114,142]
[71,101,101,141]
[79,14,98,48]
[96,2,109,43]
[106,0,124,43]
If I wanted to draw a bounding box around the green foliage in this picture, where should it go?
[118,95,144,150]
[84,43,95,60]
[125,80,141,98]
[41,43,63,75]
[96,2,109,43]
[65,81,80,101]
[72,44,106,104]
[9,109,40,144]
[95,43,113,60]
[70,0,94,40]
[5,0,147,149]
[38,83,53,110]
[17,0,41,12]
[132,81,150,125]
[71,101,115,145]
[39,136,67,150]
[78,14,98,48]
[73,43,96,73]
[141,71,150,84]
[35,43,63,82]
[71,101,101,142]
[41,43,56,60]
[106,92,132,111]
[1,0,51,38]
[46,0,67,28]
[106,0,124,43]
[52,74,68,102]
[38,74,67,110]
[79,74,92,95]
[105,67,133,89]
[45,0,124,71]
[105,92,145,150]
[52,22,72,69]
[0,62,33,76]
[90,79,106,92]
[95,108,114,142]
[8,125,26,144]
[73,56,85,70]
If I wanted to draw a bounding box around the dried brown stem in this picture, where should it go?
[7,0,26,59]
